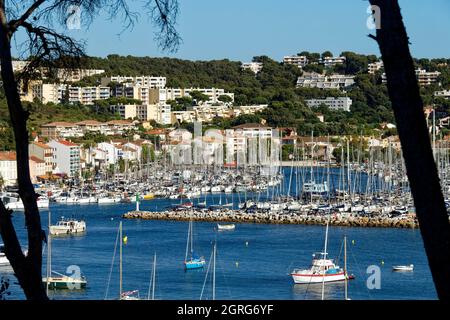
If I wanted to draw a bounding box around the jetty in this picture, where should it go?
[123,209,419,229]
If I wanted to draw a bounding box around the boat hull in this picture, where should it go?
[185,259,205,270]
[291,272,348,284]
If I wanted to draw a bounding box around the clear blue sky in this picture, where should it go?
[13,0,450,62]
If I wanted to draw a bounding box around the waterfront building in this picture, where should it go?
[29,141,54,174]
[47,140,81,177]
[0,151,17,186]
[305,97,352,112]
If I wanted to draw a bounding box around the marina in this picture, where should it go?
[0,200,438,300]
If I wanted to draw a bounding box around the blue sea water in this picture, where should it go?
[0,168,437,300]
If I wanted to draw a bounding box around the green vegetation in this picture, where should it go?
[1,52,450,151]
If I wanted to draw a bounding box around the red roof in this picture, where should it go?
[32,141,51,149]
[0,151,16,161]
[56,140,79,147]
[29,156,45,163]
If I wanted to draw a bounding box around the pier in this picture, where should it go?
[123,209,419,229]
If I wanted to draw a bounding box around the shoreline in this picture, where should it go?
[122,210,419,229]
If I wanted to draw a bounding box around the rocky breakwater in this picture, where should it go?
[122,209,419,229]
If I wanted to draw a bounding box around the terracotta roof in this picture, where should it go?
[232,123,271,129]
[56,139,79,147]
[32,141,51,149]
[146,129,166,135]
[75,120,104,126]
[0,151,16,161]
[41,122,76,127]
[29,156,45,163]
[107,120,133,125]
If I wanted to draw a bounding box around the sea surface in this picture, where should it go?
[0,167,437,300]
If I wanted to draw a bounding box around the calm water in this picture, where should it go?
[0,168,436,300]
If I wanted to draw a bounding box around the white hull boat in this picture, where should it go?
[50,218,86,236]
[217,223,235,231]
[392,264,414,272]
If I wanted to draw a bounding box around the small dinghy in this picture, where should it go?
[392,264,414,272]
[217,224,235,231]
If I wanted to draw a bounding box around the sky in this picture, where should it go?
[12,0,450,62]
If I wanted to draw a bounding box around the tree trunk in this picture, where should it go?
[0,11,48,300]
[369,0,450,300]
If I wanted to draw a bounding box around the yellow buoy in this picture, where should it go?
[235,262,239,268]
[381,260,384,265]
[352,239,355,245]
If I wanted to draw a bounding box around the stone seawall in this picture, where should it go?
[122,210,419,229]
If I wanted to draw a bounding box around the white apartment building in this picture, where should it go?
[242,62,263,74]
[0,151,17,186]
[368,61,384,74]
[435,90,450,99]
[30,82,63,104]
[149,88,234,105]
[103,76,167,89]
[47,140,81,177]
[158,104,172,125]
[296,73,355,89]
[68,86,110,105]
[319,56,346,67]
[29,157,46,183]
[56,68,105,82]
[382,68,441,86]
[40,122,84,139]
[283,55,308,68]
[305,97,352,112]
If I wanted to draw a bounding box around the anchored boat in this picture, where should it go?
[217,223,235,231]
[49,217,86,236]
[291,222,354,284]
[184,220,205,270]
[392,264,414,272]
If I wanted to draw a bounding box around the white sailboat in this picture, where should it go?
[117,221,140,300]
[200,242,217,300]
[147,253,157,300]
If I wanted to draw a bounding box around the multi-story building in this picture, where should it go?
[29,156,46,183]
[102,76,166,89]
[56,68,105,82]
[40,122,84,139]
[29,141,54,174]
[68,86,110,105]
[148,88,234,105]
[0,151,17,186]
[319,56,346,67]
[435,90,450,99]
[283,55,308,68]
[296,73,355,89]
[305,97,352,112]
[241,62,263,74]
[368,61,384,74]
[29,82,63,104]
[382,68,441,86]
[47,140,81,177]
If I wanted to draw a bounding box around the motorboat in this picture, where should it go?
[217,223,235,231]
[392,264,414,272]
[49,217,86,236]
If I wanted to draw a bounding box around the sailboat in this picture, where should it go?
[147,253,157,300]
[184,220,205,270]
[118,221,140,300]
[43,211,87,290]
[290,222,354,284]
[200,242,217,300]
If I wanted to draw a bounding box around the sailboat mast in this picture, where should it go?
[344,236,348,300]
[119,221,122,298]
[212,242,216,301]
[152,253,156,300]
[184,221,191,261]
[321,221,329,301]
[46,210,51,295]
